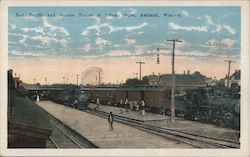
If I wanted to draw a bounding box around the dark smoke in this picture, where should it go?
[81,67,103,85]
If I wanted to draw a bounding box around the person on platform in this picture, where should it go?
[120,99,123,106]
[141,100,146,116]
[125,99,129,112]
[96,98,100,111]
[108,112,114,131]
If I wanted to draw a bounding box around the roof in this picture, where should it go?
[158,74,207,87]
[230,70,240,80]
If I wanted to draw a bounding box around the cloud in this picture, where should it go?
[205,15,236,35]
[15,17,70,48]
[181,10,202,19]
[81,43,92,52]
[9,24,16,30]
[31,35,57,45]
[9,50,47,57]
[221,39,235,48]
[177,51,211,57]
[43,17,69,36]
[104,50,131,57]
[169,22,208,32]
[81,22,148,36]
[19,34,28,47]
[95,37,110,45]
[124,38,136,45]
[222,25,236,35]
[206,38,235,49]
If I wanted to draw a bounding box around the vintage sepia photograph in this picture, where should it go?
[1,0,249,156]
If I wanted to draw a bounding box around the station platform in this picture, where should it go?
[36,101,193,148]
[88,103,169,122]
[89,103,240,142]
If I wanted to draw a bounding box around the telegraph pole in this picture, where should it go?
[225,60,236,88]
[81,72,84,85]
[97,70,102,85]
[136,62,145,80]
[76,74,79,85]
[158,39,182,122]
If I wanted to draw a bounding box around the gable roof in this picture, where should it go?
[158,74,207,87]
[230,70,240,80]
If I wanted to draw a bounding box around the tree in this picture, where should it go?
[125,76,149,86]
[142,76,149,85]
[125,78,142,86]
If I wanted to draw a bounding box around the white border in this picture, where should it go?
[0,0,249,156]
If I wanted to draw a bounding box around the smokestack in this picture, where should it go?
[187,70,190,75]
[184,71,186,75]
[152,72,155,75]
[158,73,161,76]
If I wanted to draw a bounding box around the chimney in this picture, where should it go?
[152,72,155,75]
[187,70,190,75]
[184,71,186,75]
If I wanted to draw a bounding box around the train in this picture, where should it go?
[83,85,240,129]
[48,84,240,129]
[49,85,90,110]
[184,87,240,129]
[83,85,187,116]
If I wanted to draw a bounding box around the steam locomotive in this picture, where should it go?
[184,87,240,129]
[49,85,90,110]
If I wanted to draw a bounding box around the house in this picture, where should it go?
[225,70,240,88]
[157,71,207,91]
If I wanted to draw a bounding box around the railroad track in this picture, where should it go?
[41,110,98,149]
[83,109,240,149]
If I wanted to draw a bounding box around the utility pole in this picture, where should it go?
[133,72,139,79]
[158,39,182,122]
[97,70,102,85]
[81,72,84,85]
[76,74,79,85]
[136,62,145,80]
[225,60,236,88]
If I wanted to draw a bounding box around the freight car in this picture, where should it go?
[49,85,90,110]
[83,86,187,116]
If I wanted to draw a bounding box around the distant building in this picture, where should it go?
[157,71,207,91]
[225,70,241,88]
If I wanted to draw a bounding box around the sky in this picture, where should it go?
[8,7,241,84]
